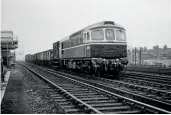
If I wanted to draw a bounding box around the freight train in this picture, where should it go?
[25,21,128,78]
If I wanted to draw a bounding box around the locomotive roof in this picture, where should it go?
[60,21,125,42]
[83,21,125,31]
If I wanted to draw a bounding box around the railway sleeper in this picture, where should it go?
[105,109,141,114]
[58,84,76,87]
[146,94,156,98]
[62,87,84,90]
[45,88,55,91]
[75,95,105,98]
[72,92,98,96]
[84,100,117,104]
[90,102,123,107]
[62,105,81,109]
[57,101,73,105]
[80,97,109,101]
[60,85,81,89]
[55,99,68,102]
[51,96,63,99]
[65,108,84,113]
[67,91,94,94]
[64,89,89,92]
[96,105,131,111]
[50,94,62,97]
[166,99,171,103]
[158,92,170,97]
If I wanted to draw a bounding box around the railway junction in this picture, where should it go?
[1,21,171,114]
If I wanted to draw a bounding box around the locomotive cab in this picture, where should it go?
[81,21,127,78]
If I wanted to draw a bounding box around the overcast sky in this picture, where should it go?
[1,0,171,60]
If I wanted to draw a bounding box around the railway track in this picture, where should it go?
[122,71,171,85]
[26,63,171,111]
[22,62,168,113]
[127,66,171,76]
[37,65,171,111]
[21,64,102,114]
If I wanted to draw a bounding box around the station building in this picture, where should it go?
[1,30,18,66]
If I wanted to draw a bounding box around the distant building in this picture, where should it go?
[127,45,171,67]
[158,48,171,59]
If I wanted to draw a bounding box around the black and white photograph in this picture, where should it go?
[1,0,171,114]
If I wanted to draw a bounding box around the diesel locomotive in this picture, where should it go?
[25,21,128,78]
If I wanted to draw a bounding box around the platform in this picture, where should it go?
[1,64,31,114]
[1,69,11,104]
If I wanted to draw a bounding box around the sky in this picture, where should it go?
[1,0,171,60]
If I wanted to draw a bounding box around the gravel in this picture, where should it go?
[21,66,63,114]
[1,64,63,114]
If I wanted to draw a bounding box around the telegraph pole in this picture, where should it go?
[135,47,136,66]
[139,47,142,66]
[7,39,8,66]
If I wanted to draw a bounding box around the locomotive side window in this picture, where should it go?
[75,36,79,46]
[80,34,83,44]
[69,40,71,47]
[78,35,80,45]
[74,37,77,46]
[71,39,75,46]
[87,33,90,41]
[67,40,70,48]
[116,30,126,41]
[61,42,64,49]
[65,41,67,48]
[63,41,66,48]
[84,33,86,42]
[105,29,114,40]
[91,29,104,40]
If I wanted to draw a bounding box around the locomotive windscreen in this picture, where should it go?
[116,30,126,41]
